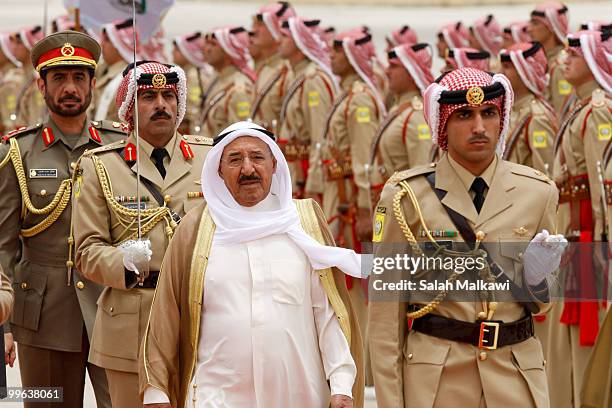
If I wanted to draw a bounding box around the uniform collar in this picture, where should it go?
[218,65,239,80]
[396,90,420,107]
[340,72,360,91]
[575,79,600,100]
[293,58,310,76]
[546,45,563,61]
[447,152,497,193]
[512,93,535,114]
[42,117,98,151]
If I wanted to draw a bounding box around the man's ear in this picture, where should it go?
[36,77,45,95]
[272,157,277,173]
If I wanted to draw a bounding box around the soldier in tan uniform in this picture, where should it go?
[249,1,295,130]
[371,43,434,193]
[0,31,121,408]
[500,42,556,174]
[72,61,212,408]
[277,17,337,198]
[14,26,46,127]
[92,19,138,122]
[435,22,470,64]
[528,1,573,117]
[173,32,213,134]
[502,21,531,49]
[0,32,24,134]
[549,29,612,408]
[369,67,566,408]
[199,26,254,140]
[469,14,503,72]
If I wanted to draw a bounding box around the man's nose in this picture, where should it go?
[472,112,486,134]
[154,93,168,110]
[240,157,256,174]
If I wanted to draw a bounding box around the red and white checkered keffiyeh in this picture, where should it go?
[19,25,44,51]
[446,48,490,71]
[531,1,569,44]
[387,25,418,47]
[568,30,612,93]
[141,29,170,63]
[471,15,503,56]
[52,15,76,32]
[0,32,21,68]
[336,28,386,114]
[115,61,187,133]
[174,31,207,68]
[391,43,434,94]
[423,67,513,155]
[501,42,549,96]
[283,17,336,89]
[211,26,256,82]
[503,21,532,45]
[439,22,470,49]
[102,19,141,64]
[256,1,296,42]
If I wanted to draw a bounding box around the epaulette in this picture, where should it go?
[82,139,126,157]
[180,134,213,146]
[90,120,129,134]
[2,123,42,143]
[411,95,423,111]
[388,162,436,185]
[530,98,549,116]
[590,89,609,109]
[508,161,552,184]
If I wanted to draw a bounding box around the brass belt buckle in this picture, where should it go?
[478,321,500,350]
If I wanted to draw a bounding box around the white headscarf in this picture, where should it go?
[201,121,364,278]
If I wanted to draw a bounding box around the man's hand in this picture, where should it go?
[330,394,353,408]
[5,332,16,367]
[144,404,171,408]
[356,207,372,242]
[119,239,152,282]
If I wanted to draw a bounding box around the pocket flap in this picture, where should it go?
[13,271,47,296]
[498,236,529,262]
[405,339,450,365]
[100,291,140,316]
[512,341,545,370]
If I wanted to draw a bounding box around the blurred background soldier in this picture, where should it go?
[199,26,254,139]
[550,29,611,408]
[527,1,573,116]
[442,47,491,73]
[277,16,336,198]
[92,18,139,122]
[435,21,470,67]
[0,30,124,408]
[0,32,24,134]
[469,14,503,71]
[14,25,45,127]
[249,1,295,131]
[500,42,556,174]
[172,31,213,134]
[502,21,532,49]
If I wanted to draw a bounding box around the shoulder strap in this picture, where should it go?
[250,66,286,119]
[503,113,532,160]
[424,173,544,313]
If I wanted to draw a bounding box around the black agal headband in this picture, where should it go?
[121,60,179,88]
[499,42,542,62]
[256,1,290,21]
[433,71,504,106]
[531,5,568,18]
[446,49,490,60]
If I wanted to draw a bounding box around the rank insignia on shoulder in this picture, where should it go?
[373,207,386,243]
[180,140,195,160]
[88,126,102,143]
[42,127,55,147]
[356,106,371,123]
[598,124,611,141]
[532,131,548,148]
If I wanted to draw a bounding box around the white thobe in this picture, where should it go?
[144,194,356,407]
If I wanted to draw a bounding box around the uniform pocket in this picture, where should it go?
[11,270,47,331]
[511,337,548,408]
[269,260,307,305]
[93,289,141,360]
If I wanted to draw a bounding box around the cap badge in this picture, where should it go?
[61,43,75,57]
[466,86,484,106]
[152,73,167,88]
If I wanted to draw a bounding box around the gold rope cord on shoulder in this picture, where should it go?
[0,138,72,237]
[90,154,176,244]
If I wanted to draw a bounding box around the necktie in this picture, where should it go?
[151,148,168,179]
[470,177,487,214]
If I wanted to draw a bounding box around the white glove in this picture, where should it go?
[118,239,152,280]
[523,229,569,286]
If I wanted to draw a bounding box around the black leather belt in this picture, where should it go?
[410,309,534,350]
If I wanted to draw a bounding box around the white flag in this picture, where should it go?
[63,0,174,41]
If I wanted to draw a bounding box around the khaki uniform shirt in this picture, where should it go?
[546,46,574,117]
[0,65,24,133]
[552,80,611,240]
[72,132,212,373]
[181,66,211,134]
[0,265,13,325]
[372,91,432,181]
[322,74,382,221]
[277,59,336,194]
[251,54,292,130]
[91,61,125,123]
[0,119,126,351]
[369,153,557,408]
[16,71,46,127]
[504,94,557,175]
[199,65,253,140]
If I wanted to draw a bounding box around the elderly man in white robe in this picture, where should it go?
[139,121,365,408]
